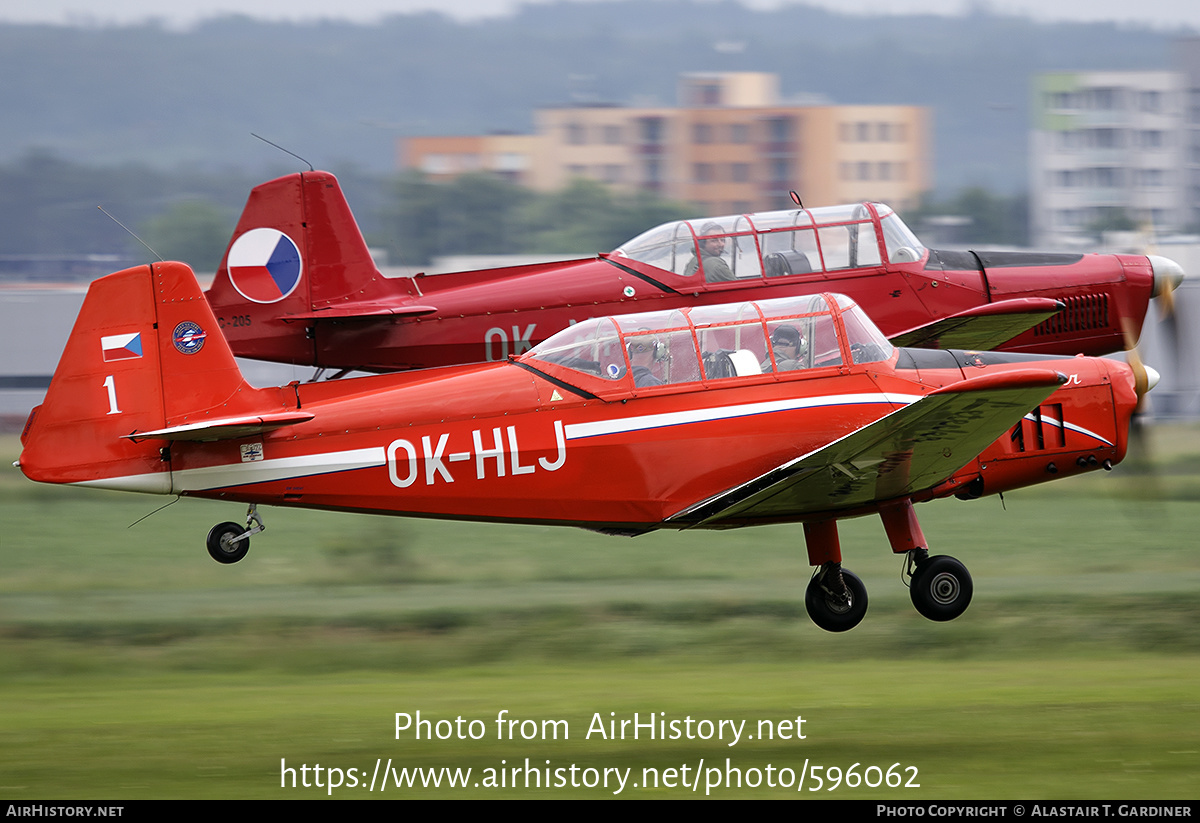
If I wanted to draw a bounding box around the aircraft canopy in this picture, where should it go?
[523,293,894,393]
[613,202,926,281]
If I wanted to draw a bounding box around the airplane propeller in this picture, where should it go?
[1120,316,1161,484]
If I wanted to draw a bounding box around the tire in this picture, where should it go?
[206,521,250,564]
[909,555,972,621]
[805,568,868,632]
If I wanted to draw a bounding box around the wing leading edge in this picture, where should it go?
[887,298,1063,350]
[667,368,1067,528]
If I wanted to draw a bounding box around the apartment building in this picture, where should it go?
[1030,70,1186,247]
[401,72,930,216]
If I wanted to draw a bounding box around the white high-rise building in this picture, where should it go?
[1030,70,1186,248]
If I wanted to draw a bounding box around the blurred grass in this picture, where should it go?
[2,428,1199,798]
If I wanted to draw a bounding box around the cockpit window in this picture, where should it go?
[523,292,894,392]
[614,202,906,281]
[832,294,895,364]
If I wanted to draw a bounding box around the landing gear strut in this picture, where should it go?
[805,563,868,632]
[802,520,868,632]
[205,504,266,564]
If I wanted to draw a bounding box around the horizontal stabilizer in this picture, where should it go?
[668,367,1066,527]
[888,297,1063,350]
[279,303,438,322]
[123,411,315,442]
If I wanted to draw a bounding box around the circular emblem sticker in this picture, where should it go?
[226,227,303,304]
[173,321,207,355]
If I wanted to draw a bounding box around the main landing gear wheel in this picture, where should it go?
[206,521,250,564]
[805,565,868,632]
[909,554,973,622]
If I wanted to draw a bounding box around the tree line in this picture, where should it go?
[0,152,1051,280]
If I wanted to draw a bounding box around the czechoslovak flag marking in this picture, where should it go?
[226,227,303,303]
[101,332,143,362]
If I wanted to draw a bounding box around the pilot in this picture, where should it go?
[764,325,807,372]
[627,335,666,386]
[684,223,735,283]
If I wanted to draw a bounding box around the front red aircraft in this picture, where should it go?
[204,171,1182,373]
[23,262,1151,632]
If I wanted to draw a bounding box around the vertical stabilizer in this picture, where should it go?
[205,170,408,366]
[19,262,264,492]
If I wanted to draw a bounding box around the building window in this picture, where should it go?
[639,117,665,144]
[693,123,714,144]
[877,122,891,141]
[566,123,587,145]
[730,123,749,144]
[766,117,792,143]
[600,164,624,183]
[731,162,751,183]
[694,163,715,183]
[602,125,622,145]
[1139,130,1165,149]
[856,122,871,142]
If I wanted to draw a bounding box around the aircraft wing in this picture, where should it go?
[667,368,1065,528]
[887,298,1063,350]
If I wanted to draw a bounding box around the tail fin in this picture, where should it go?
[19,261,294,492]
[205,170,412,365]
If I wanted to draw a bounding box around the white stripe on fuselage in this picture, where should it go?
[75,393,918,493]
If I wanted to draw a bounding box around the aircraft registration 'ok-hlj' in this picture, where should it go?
[18,261,1156,631]
[203,171,1183,374]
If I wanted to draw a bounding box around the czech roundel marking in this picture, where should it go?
[226,227,303,303]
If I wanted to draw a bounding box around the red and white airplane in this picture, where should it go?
[204,171,1182,374]
[18,261,1152,631]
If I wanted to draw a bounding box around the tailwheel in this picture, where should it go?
[206,521,250,564]
[907,552,973,622]
[805,563,868,632]
[205,504,266,565]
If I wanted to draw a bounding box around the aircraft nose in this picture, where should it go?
[1148,255,1184,297]
[1144,364,1161,393]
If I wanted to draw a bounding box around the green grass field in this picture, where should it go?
[2,430,1199,798]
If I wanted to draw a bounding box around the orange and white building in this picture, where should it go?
[400,72,931,215]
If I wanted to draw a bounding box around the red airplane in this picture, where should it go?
[204,170,1182,374]
[18,261,1152,631]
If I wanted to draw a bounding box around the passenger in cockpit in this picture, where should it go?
[684,223,735,283]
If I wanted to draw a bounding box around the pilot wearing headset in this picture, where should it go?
[765,325,807,372]
[628,335,667,386]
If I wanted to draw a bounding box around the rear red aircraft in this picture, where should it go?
[20,261,1152,631]
[204,171,1182,373]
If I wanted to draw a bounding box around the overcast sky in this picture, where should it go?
[2,0,1199,30]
